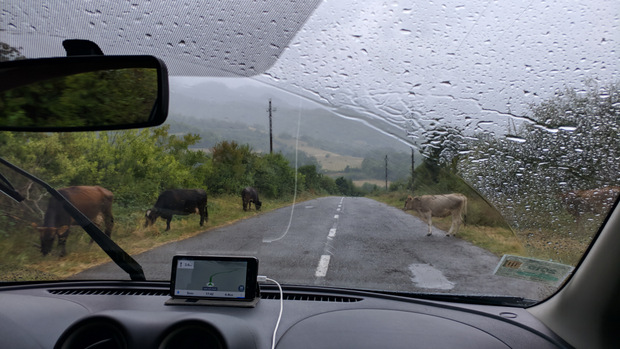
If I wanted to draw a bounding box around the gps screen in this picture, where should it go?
[173,258,249,299]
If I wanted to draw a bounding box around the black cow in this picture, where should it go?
[242,187,262,211]
[36,186,114,257]
[145,189,208,231]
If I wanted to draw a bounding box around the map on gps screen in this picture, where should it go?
[174,259,248,299]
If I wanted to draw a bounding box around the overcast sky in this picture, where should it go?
[4,0,619,147]
[254,0,619,142]
[167,0,620,149]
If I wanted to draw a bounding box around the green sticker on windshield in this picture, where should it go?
[493,255,574,287]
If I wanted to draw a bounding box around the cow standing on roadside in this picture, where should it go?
[145,189,208,231]
[241,187,262,211]
[36,185,114,257]
[561,186,620,230]
[403,194,467,236]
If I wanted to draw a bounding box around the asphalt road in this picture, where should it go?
[75,196,548,299]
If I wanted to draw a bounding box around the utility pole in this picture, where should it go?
[268,99,274,154]
[411,148,415,192]
[385,155,388,191]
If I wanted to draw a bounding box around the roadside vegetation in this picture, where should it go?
[0,127,341,280]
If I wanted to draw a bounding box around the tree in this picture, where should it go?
[405,126,468,194]
[419,126,465,177]
[461,80,620,230]
[0,125,206,209]
[254,153,297,198]
[207,141,255,195]
[298,164,337,194]
[335,177,360,196]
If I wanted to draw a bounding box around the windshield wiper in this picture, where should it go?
[260,284,538,308]
[0,171,25,202]
[0,157,146,281]
[378,291,538,307]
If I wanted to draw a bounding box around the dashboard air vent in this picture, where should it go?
[159,321,225,349]
[48,288,362,302]
[55,319,127,349]
[261,292,363,302]
[49,288,169,296]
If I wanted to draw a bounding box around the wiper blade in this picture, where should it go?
[259,284,538,307]
[0,157,145,281]
[0,171,25,202]
[369,289,538,307]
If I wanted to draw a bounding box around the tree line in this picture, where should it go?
[0,126,353,235]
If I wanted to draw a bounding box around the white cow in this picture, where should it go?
[403,194,468,236]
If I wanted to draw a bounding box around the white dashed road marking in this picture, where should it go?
[328,228,336,238]
[315,255,331,277]
[315,197,344,279]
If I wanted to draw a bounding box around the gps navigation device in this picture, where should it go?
[168,255,259,306]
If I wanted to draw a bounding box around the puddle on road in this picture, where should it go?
[408,263,455,290]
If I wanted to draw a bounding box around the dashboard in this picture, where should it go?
[0,281,571,348]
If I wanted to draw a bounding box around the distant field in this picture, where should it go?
[353,179,388,187]
[317,153,363,172]
[279,139,364,172]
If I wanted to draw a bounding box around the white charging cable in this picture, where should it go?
[258,275,283,349]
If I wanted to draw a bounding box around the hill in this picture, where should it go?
[168,79,412,158]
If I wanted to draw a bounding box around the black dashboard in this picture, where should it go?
[0,281,570,348]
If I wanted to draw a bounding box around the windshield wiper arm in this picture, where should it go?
[0,171,25,202]
[0,157,146,281]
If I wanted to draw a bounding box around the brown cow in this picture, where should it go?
[404,194,467,236]
[36,186,114,257]
[561,186,620,228]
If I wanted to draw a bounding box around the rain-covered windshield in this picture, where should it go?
[1,0,618,303]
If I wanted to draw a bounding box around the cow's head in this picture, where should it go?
[255,200,262,210]
[403,195,413,210]
[403,195,420,211]
[34,224,68,256]
[38,227,56,255]
[144,209,159,227]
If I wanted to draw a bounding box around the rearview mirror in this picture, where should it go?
[0,55,168,131]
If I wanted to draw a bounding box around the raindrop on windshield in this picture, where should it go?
[506,136,526,143]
